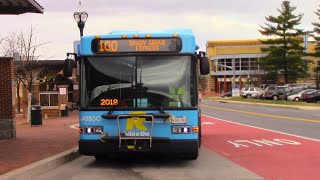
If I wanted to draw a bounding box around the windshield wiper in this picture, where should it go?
[137,64,167,115]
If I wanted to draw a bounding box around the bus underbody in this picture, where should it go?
[79,139,199,159]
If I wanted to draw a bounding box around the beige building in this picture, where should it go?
[204,37,317,94]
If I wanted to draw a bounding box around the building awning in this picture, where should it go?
[0,0,43,14]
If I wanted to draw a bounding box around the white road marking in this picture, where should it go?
[202,122,215,125]
[69,124,79,129]
[202,114,320,142]
[228,139,301,148]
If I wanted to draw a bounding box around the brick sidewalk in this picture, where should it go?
[0,111,79,175]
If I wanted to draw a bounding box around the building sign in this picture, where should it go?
[59,88,67,95]
[73,84,79,90]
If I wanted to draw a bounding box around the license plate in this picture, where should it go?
[172,116,187,124]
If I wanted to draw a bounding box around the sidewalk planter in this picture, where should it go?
[31,105,42,126]
[41,106,60,118]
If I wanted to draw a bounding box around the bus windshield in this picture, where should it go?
[81,55,197,109]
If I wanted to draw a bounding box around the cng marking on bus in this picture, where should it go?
[228,139,301,148]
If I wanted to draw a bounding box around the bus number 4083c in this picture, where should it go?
[99,40,118,52]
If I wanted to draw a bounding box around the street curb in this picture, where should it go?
[0,147,80,180]
[205,98,320,110]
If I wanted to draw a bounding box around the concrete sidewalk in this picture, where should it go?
[0,111,80,177]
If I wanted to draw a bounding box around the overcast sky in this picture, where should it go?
[0,0,319,59]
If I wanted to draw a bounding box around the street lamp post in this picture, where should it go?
[73,9,88,37]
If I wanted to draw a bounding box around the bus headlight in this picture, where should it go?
[83,126,103,134]
[172,126,191,134]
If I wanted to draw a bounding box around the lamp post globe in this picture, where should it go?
[73,11,88,37]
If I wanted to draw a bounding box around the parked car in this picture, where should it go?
[221,91,232,98]
[240,87,262,98]
[287,89,317,101]
[251,89,265,99]
[261,85,291,100]
[301,90,320,103]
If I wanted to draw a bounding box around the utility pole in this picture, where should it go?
[232,56,235,90]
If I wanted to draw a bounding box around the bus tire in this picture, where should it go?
[95,155,107,161]
[199,121,202,148]
[183,152,198,160]
[198,111,202,148]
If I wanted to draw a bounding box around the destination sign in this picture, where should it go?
[91,38,182,53]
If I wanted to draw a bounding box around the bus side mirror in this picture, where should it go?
[63,58,75,77]
[200,57,209,75]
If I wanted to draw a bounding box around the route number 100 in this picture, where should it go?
[99,40,118,52]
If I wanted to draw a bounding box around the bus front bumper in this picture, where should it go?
[79,138,198,155]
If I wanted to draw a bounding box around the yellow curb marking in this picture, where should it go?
[201,104,320,123]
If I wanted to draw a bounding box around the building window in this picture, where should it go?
[68,91,74,102]
[39,92,58,106]
[241,58,249,70]
[250,58,258,70]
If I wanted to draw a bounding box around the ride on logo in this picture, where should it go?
[125,112,150,137]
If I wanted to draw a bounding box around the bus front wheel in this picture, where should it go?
[183,153,198,160]
[95,155,108,161]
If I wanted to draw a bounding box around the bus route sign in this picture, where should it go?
[91,38,182,53]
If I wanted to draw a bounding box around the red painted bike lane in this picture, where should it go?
[201,115,320,180]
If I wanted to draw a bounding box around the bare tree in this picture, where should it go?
[0,35,21,113]
[1,33,22,113]
[1,26,48,121]
[0,35,4,45]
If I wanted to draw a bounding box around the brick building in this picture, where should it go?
[16,61,79,118]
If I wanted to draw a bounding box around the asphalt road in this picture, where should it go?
[201,99,320,140]
[33,100,320,179]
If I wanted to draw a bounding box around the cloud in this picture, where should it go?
[0,0,319,59]
[38,0,283,16]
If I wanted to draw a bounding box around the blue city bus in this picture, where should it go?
[64,29,209,160]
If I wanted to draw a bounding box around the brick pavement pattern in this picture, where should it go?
[0,111,79,175]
